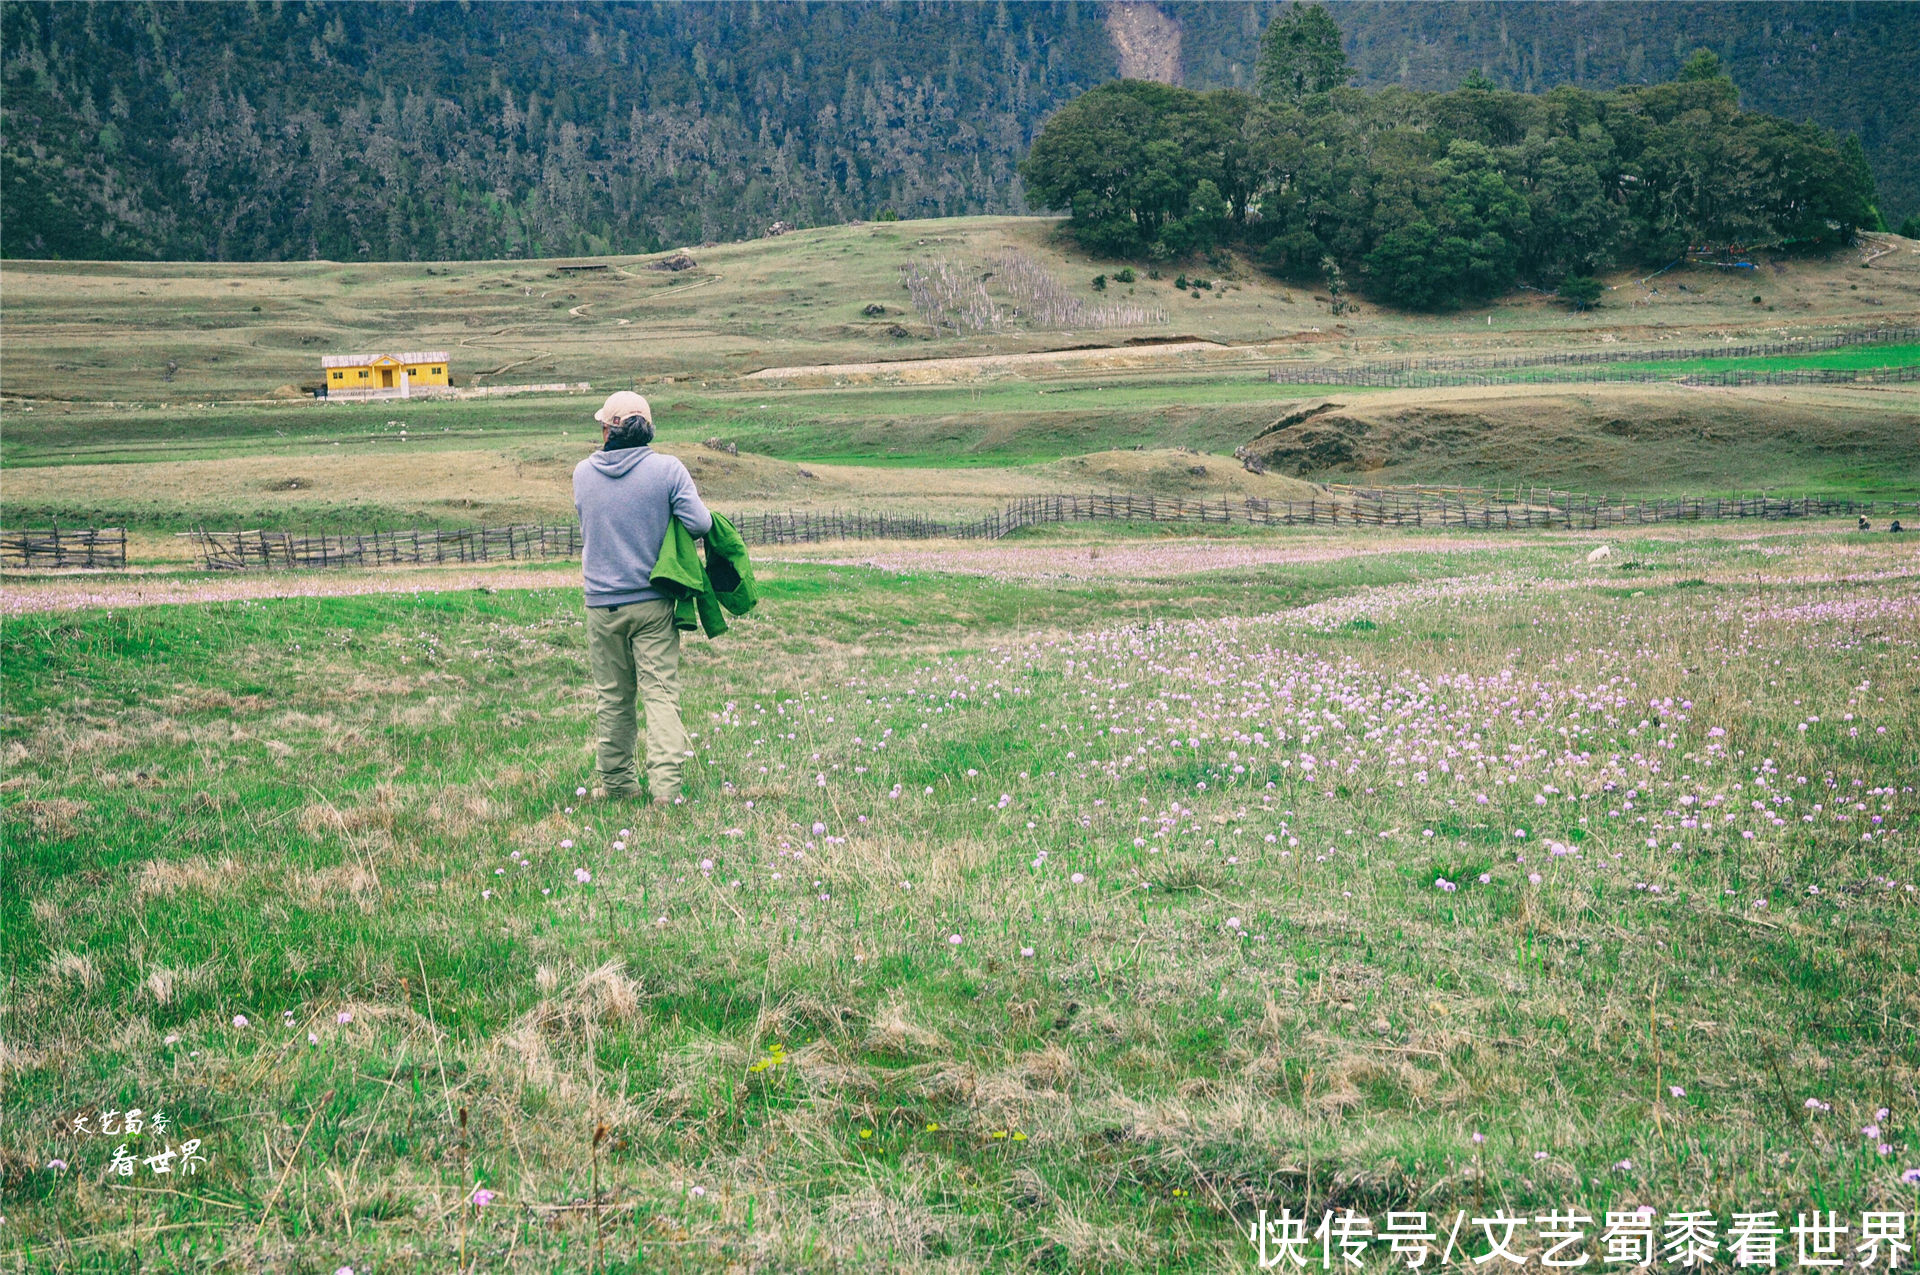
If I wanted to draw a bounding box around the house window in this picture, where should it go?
[331,371,343,380]
[432,367,442,374]
[358,370,368,379]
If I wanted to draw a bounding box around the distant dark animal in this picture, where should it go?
[1892,520,1905,533]
[1859,516,1871,531]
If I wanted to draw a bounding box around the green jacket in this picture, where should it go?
[650,510,759,638]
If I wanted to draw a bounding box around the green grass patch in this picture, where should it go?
[3,515,1918,1271]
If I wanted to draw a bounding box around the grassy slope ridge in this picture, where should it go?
[1241,384,1920,494]
[4,531,1917,1268]
[5,218,1917,405]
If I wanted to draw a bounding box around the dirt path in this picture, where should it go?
[631,273,721,301]
[781,537,1513,579]
[1,536,1501,613]
[0,565,589,615]
[746,339,1291,385]
[471,350,554,379]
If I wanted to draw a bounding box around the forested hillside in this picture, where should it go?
[3,0,1914,262]
[0,1,1120,260]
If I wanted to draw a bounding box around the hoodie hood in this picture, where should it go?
[587,446,653,478]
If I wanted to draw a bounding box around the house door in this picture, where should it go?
[380,368,395,388]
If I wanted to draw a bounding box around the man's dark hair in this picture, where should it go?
[604,412,654,451]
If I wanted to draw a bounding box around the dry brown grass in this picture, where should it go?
[46,949,101,991]
[1041,1204,1162,1267]
[1040,448,1324,500]
[568,959,643,1027]
[298,783,398,838]
[864,999,948,1059]
[821,1183,987,1263]
[132,854,237,901]
[141,966,178,1006]
[5,796,89,837]
[289,863,380,907]
[160,688,272,713]
[423,791,499,836]
[389,697,457,729]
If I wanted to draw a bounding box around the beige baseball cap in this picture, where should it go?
[594,390,652,427]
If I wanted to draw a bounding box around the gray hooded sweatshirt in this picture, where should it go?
[572,446,713,607]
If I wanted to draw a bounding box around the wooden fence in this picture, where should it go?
[1269,363,1920,390]
[1268,324,1918,387]
[735,494,1344,542]
[1316,488,1919,530]
[0,526,127,569]
[185,524,582,570]
[183,491,1919,568]
[738,491,1920,540]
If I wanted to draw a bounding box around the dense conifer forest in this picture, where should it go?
[2,1,1913,263]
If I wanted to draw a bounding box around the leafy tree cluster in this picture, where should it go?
[1021,10,1879,310]
[1170,2,1920,229]
[1016,80,1254,262]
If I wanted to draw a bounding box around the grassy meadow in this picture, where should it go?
[5,524,1919,1271]
[4,218,1920,1271]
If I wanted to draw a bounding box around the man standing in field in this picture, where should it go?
[574,391,712,805]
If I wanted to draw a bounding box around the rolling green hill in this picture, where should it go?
[3,215,1916,535]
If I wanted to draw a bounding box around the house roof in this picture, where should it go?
[321,351,451,369]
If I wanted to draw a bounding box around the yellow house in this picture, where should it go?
[320,351,451,398]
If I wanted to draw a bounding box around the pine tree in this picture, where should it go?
[1255,4,1352,104]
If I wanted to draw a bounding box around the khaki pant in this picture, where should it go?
[586,599,689,801]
